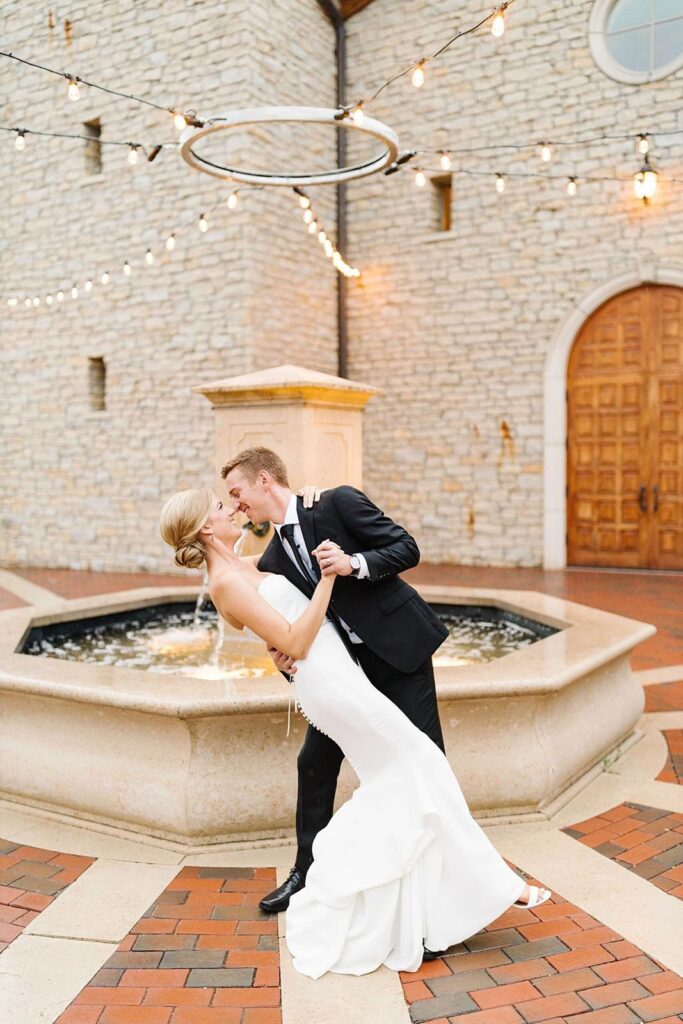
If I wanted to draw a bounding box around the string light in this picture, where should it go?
[46,294,53,305]
[411,61,426,88]
[318,230,327,242]
[351,103,365,126]
[145,249,154,265]
[71,284,78,299]
[226,193,239,209]
[100,271,109,285]
[491,7,506,37]
[308,220,318,233]
[14,130,25,151]
[123,260,132,276]
[297,194,310,210]
[67,78,80,101]
[24,298,32,308]
[415,168,427,187]
[440,152,452,171]
[173,112,187,132]
[291,189,360,278]
[127,145,139,165]
[56,290,64,302]
[32,297,40,307]
[7,297,17,307]
[303,208,314,224]
[637,133,650,155]
[165,233,176,251]
[634,155,658,202]
[495,173,506,193]
[567,177,577,196]
[84,279,93,293]
[198,213,208,232]
[539,142,552,163]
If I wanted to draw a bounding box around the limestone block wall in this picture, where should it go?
[343,0,683,565]
[0,0,337,571]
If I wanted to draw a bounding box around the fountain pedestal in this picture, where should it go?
[192,364,378,491]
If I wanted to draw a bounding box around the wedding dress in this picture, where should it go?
[251,573,526,979]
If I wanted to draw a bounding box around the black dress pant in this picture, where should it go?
[294,644,445,874]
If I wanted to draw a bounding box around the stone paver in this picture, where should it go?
[645,680,683,713]
[0,839,95,953]
[398,867,683,1024]
[54,866,281,1024]
[561,803,683,899]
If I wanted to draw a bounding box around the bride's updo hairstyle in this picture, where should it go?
[160,488,213,570]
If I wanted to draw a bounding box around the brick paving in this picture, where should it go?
[644,682,683,714]
[561,803,683,900]
[9,566,198,600]
[656,733,683,786]
[399,862,683,1024]
[0,584,27,611]
[55,865,281,1024]
[0,839,95,953]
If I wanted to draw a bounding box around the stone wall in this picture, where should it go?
[0,0,337,571]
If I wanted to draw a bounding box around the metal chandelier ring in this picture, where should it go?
[179,106,399,186]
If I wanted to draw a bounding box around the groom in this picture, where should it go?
[221,446,448,913]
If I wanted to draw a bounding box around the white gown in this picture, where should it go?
[254,573,526,980]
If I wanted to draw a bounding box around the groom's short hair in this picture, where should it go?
[221,446,290,487]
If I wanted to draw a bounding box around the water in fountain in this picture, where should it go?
[193,569,210,627]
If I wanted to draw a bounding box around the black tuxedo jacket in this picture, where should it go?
[257,486,448,674]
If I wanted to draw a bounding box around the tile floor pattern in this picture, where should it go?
[399,868,683,1024]
[561,804,683,900]
[0,839,95,952]
[656,733,683,786]
[54,865,281,1024]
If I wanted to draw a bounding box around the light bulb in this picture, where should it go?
[32,296,40,307]
[324,240,333,256]
[440,152,452,171]
[637,134,650,155]
[68,78,80,101]
[567,178,577,196]
[15,131,26,151]
[57,290,64,302]
[174,112,187,132]
[415,169,426,188]
[303,208,314,224]
[318,230,327,243]
[227,193,239,209]
[495,173,506,193]
[351,104,364,126]
[24,297,32,308]
[71,285,78,299]
[166,234,176,251]
[308,221,317,233]
[100,271,109,285]
[145,249,154,265]
[123,261,131,276]
[298,195,310,209]
[127,146,139,165]
[198,213,208,232]
[634,157,657,201]
[491,10,505,37]
[84,279,93,293]
[411,61,425,88]
[539,142,552,163]
[46,294,53,305]
[7,297,17,307]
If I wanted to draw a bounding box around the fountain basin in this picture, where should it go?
[0,584,654,847]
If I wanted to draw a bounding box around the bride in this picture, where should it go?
[160,487,551,980]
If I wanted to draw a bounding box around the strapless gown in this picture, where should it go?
[251,573,526,979]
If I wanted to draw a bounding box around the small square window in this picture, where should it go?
[431,175,452,232]
[83,119,102,175]
[88,357,106,411]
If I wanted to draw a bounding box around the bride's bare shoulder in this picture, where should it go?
[209,570,254,631]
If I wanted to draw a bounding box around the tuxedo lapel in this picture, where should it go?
[296,497,321,581]
[268,518,316,597]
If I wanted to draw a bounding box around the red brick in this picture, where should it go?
[445,949,510,973]
[517,992,589,1021]
[546,946,616,972]
[564,1008,646,1024]
[401,980,432,1003]
[582,980,653,1007]
[213,989,281,1007]
[603,940,645,960]
[488,960,557,984]
[518,918,580,941]
[242,1010,281,1024]
[439,1008,523,1024]
[626,989,683,1020]
[169,1008,242,1023]
[573,817,612,834]
[533,968,604,995]
[226,951,279,967]
[594,956,662,983]
[616,845,659,865]
[119,968,189,987]
[254,966,280,987]
[55,1008,103,1024]
[601,806,635,823]
[176,920,237,935]
[142,988,212,1006]
[531,901,581,921]
[165,878,223,892]
[9,891,52,911]
[235,920,277,935]
[184,892,243,907]
[399,958,452,981]
[75,988,145,1005]
[562,927,621,950]
[131,920,176,934]
[99,1010,171,1024]
[639,971,683,994]
[0,904,25,923]
[580,831,621,849]
[195,934,258,950]
[471,980,542,1008]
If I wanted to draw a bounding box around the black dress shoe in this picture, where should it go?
[422,944,449,961]
[259,866,305,913]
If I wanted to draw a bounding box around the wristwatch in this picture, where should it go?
[349,554,361,577]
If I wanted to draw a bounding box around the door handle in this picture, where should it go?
[652,485,659,512]
[638,485,647,512]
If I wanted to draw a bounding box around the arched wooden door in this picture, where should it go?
[567,284,683,569]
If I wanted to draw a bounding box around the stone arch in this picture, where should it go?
[542,263,683,569]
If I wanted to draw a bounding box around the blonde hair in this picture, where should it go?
[160,488,213,570]
[221,446,289,487]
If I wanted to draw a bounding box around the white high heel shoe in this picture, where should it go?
[513,884,552,909]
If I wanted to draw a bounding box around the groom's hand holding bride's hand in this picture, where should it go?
[312,540,352,577]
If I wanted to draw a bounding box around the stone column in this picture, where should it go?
[192,361,378,492]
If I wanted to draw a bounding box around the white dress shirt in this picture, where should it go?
[274,493,368,644]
